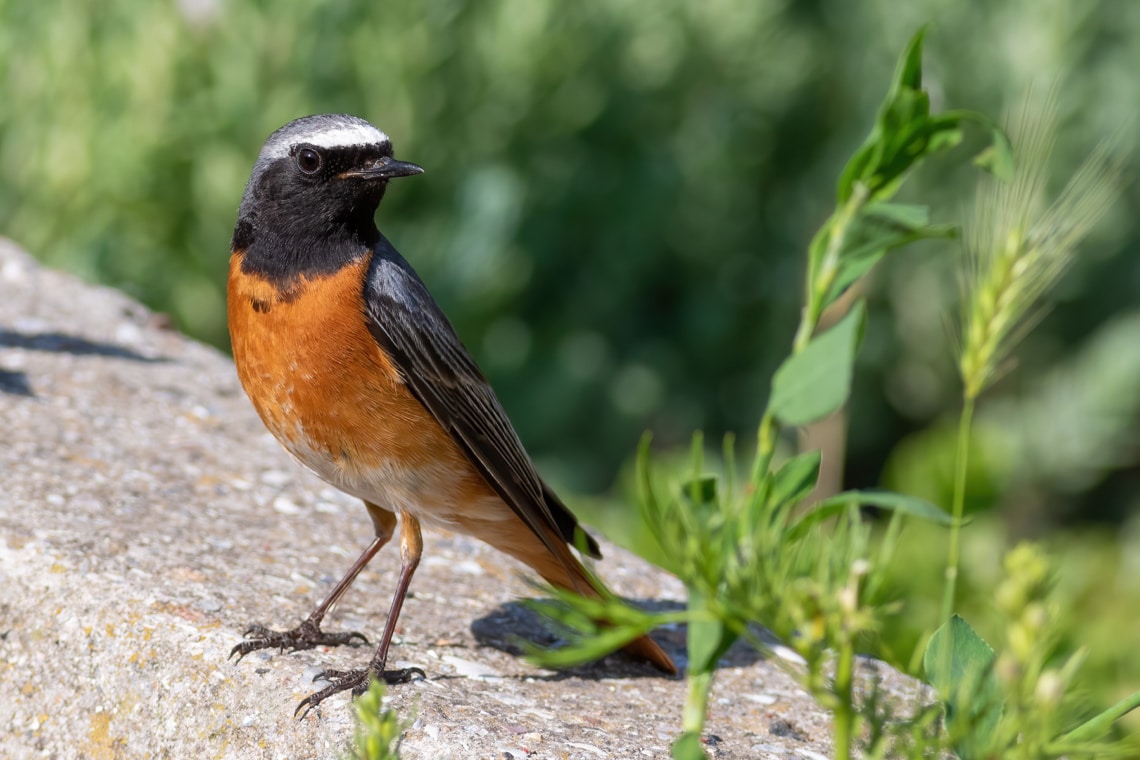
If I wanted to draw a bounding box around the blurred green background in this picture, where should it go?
[2,0,1138,714]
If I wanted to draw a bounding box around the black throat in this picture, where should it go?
[231,194,382,287]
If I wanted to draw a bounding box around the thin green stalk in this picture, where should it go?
[755,184,870,484]
[682,669,713,737]
[833,639,856,760]
[1058,689,1140,745]
[793,184,869,354]
[940,396,975,625]
[744,183,871,759]
[752,410,778,483]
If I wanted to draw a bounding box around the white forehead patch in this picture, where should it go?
[302,122,389,151]
[260,119,390,161]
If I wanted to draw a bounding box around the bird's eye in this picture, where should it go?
[296,147,322,174]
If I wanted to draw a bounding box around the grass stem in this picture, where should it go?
[940,396,975,625]
[681,669,713,744]
[833,639,856,760]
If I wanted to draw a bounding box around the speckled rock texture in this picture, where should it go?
[0,239,873,758]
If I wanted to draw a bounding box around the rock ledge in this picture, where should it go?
[0,239,841,759]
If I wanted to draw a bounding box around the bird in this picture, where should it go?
[226,114,676,714]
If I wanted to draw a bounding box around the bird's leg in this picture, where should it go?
[231,504,397,660]
[296,513,425,717]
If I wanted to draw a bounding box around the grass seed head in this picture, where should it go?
[959,87,1123,399]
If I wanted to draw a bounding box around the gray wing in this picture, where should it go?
[363,238,601,560]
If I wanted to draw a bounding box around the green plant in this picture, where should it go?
[348,679,407,760]
[529,30,1140,760]
[943,87,1122,624]
[923,88,1133,760]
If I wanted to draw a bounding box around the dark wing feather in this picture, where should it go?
[363,238,601,561]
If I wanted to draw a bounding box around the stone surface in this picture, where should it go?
[0,239,873,758]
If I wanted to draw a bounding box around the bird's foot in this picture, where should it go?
[295,665,426,718]
[229,619,369,661]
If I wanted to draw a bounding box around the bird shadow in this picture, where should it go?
[470,597,768,681]
[0,328,167,396]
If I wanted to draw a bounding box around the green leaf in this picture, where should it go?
[894,25,926,92]
[924,615,1002,757]
[524,625,649,670]
[863,201,931,228]
[671,732,707,760]
[787,489,955,540]
[770,302,865,426]
[626,434,683,574]
[825,202,956,305]
[745,450,820,540]
[680,475,719,510]
[835,28,1011,208]
[972,142,1012,180]
[520,591,662,670]
[940,108,1016,181]
[837,29,930,202]
[687,590,738,673]
[768,450,821,509]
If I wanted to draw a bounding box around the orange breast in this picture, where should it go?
[226,251,501,523]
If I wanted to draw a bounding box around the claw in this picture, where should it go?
[294,695,318,721]
[388,667,426,684]
[230,620,370,663]
[293,666,427,719]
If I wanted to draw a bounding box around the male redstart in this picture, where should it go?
[226,114,675,713]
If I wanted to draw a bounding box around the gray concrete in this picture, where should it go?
[0,239,855,758]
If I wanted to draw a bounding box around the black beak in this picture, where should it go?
[343,156,424,180]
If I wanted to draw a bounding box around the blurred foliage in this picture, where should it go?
[1,0,1138,508]
[874,515,1140,736]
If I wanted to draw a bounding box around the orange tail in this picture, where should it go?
[552,551,677,675]
[466,516,677,674]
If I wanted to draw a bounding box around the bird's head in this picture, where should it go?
[235,114,423,251]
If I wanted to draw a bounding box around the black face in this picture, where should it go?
[253,141,396,216]
[232,115,422,283]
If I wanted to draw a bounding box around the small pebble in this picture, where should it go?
[272,496,301,514]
